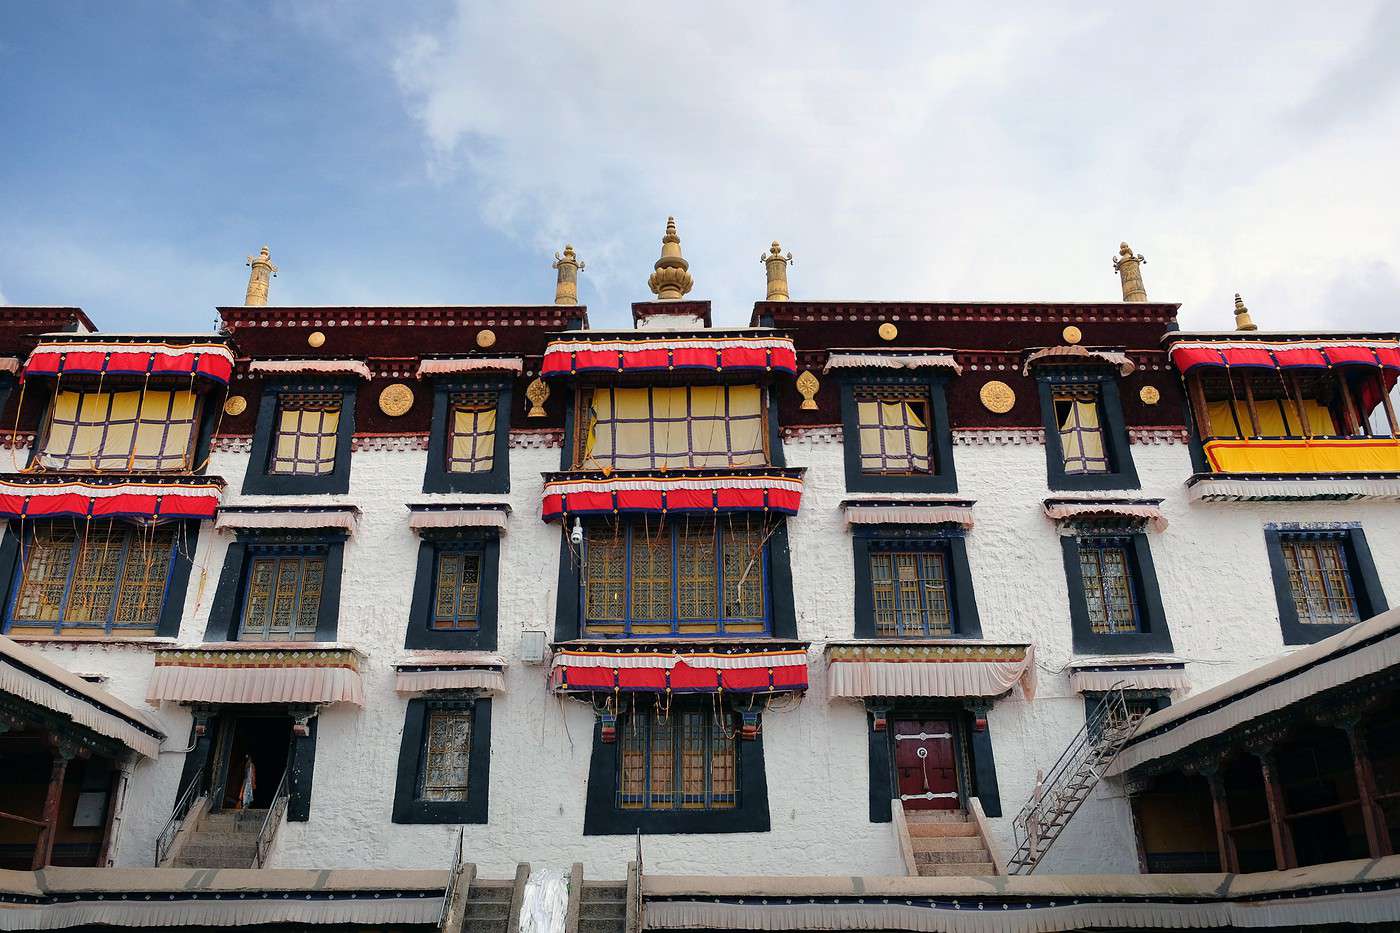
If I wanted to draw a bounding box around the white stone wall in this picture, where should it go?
[19,426,1400,877]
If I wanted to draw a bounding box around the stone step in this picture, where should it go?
[582,883,628,898]
[903,809,968,823]
[916,847,991,865]
[917,862,996,877]
[578,918,626,933]
[906,820,978,838]
[185,830,261,849]
[465,901,511,920]
[912,835,988,853]
[579,899,628,919]
[174,852,254,870]
[198,810,268,832]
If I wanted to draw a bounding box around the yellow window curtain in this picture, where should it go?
[584,385,765,470]
[1205,398,1337,439]
[855,392,932,474]
[448,393,497,473]
[39,388,198,472]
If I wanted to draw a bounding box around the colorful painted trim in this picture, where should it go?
[24,340,235,384]
[148,644,365,706]
[1170,340,1400,373]
[550,642,809,694]
[541,334,797,377]
[825,641,1028,663]
[541,468,804,523]
[152,644,362,672]
[0,476,223,521]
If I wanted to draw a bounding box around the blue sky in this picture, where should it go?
[3,2,1399,333]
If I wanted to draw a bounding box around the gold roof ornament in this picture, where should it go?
[762,241,793,301]
[647,217,693,300]
[1233,292,1258,331]
[553,244,584,306]
[1112,241,1147,302]
[244,245,277,306]
[796,370,820,410]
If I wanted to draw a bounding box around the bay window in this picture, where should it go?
[37,387,200,473]
[578,385,766,470]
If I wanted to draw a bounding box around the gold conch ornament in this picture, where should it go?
[796,370,820,410]
[378,383,414,417]
[525,377,550,418]
[979,380,1016,414]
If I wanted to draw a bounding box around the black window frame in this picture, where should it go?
[405,529,500,650]
[422,378,512,494]
[391,696,492,824]
[851,527,982,639]
[242,379,358,496]
[203,531,347,643]
[1061,530,1172,655]
[1264,525,1387,645]
[1081,689,1171,722]
[838,373,957,494]
[1035,369,1139,491]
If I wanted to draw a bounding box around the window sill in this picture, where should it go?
[6,634,177,647]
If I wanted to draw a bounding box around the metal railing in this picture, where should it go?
[155,766,208,867]
[1007,686,1144,874]
[439,828,465,929]
[253,767,292,869]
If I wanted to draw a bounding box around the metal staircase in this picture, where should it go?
[1007,686,1145,874]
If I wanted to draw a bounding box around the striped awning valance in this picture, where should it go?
[394,653,507,694]
[0,476,223,522]
[1022,346,1135,376]
[1066,658,1189,694]
[1170,339,1400,374]
[551,642,809,695]
[825,642,1036,701]
[147,644,365,707]
[248,359,373,380]
[541,468,804,523]
[541,334,797,378]
[24,339,235,384]
[416,357,524,377]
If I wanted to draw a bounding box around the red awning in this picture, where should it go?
[550,643,809,694]
[540,469,804,522]
[0,478,223,521]
[1170,341,1400,373]
[24,340,235,384]
[541,334,797,377]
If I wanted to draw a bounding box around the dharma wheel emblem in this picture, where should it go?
[1140,385,1161,405]
[525,377,550,418]
[979,380,1016,414]
[223,395,248,417]
[796,370,820,410]
[378,383,414,417]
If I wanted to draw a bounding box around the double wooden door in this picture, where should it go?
[893,718,959,810]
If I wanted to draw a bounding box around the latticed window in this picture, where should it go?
[432,549,482,630]
[618,700,737,811]
[870,549,952,637]
[38,388,199,472]
[581,385,765,470]
[1078,539,1140,634]
[270,393,341,475]
[7,521,178,636]
[855,387,933,474]
[418,706,472,802]
[1281,537,1360,625]
[447,390,498,474]
[1053,386,1110,474]
[582,519,768,636]
[238,550,326,641]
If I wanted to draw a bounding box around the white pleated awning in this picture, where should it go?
[393,653,507,695]
[1022,345,1135,376]
[1066,658,1190,694]
[248,359,373,380]
[416,357,524,377]
[406,504,510,532]
[215,505,361,536]
[1043,498,1167,533]
[0,634,165,758]
[823,350,962,375]
[1187,475,1400,502]
[826,642,1035,701]
[147,644,365,707]
[0,357,20,375]
[842,498,975,529]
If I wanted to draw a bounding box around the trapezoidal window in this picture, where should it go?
[1076,537,1141,635]
[37,387,199,473]
[870,548,953,637]
[618,698,737,811]
[579,385,765,470]
[418,704,473,802]
[431,546,482,631]
[447,389,498,474]
[270,392,341,476]
[5,521,179,637]
[1280,536,1360,626]
[237,548,327,642]
[1053,385,1110,475]
[854,386,932,475]
[581,517,768,636]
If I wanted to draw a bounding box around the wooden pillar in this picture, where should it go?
[1337,371,1363,436]
[1344,722,1392,858]
[1253,749,1296,870]
[1241,372,1262,437]
[32,745,73,869]
[1377,371,1400,437]
[1187,372,1213,438]
[96,755,135,867]
[1203,766,1237,873]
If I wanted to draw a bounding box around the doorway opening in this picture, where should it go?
[891,715,965,811]
[215,715,292,811]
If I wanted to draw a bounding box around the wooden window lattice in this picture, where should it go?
[1078,539,1140,634]
[618,700,737,811]
[432,550,482,630]
[239,553,325,642]
[1282,538,1360,625]
[870,550,952,636]
[419,707,472,802]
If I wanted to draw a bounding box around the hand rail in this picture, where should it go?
[890,798,918,876]
[155,767,207,867]
[439,827,464,929]
[253,767,291,869]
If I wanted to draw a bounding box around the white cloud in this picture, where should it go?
[389,1,1400,330]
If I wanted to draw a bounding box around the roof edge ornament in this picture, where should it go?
[762,241,793,301]
[553,244,584,306]
[245,245,276,306]
[1233,292,1258,331]
[1112,241,1147,302]
[648,217,693,300]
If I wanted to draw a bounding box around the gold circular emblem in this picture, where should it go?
[378,383,415,417]
[1140,385,1161,406]
[979,380,1016,414]
[878,322,898,341]
[476,328,497,348]
[223,395,248,417]
[307,331,326,348]
[1062,325,1083,345]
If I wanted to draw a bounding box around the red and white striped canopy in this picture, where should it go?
[550,644,809,694]
[24,340,235,384]
[1170,340,1400,373]
[541,469,804,522]
[0,478,223,521]
[541,334,797,377]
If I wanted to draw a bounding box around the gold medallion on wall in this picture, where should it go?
[476,328,497,348]
[378,383,415,417]
[223,395,248,417]
[878,322,898,341]
[1061,325,1082,345]
[979,380,1016,414]
[1140,385,1161,405]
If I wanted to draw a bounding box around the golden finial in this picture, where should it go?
[553,244,584,305]
[1233,293,1257,331]
[1112,241,1147,302]
[647,216,693,300]
[244,245,277,306]
[761,241,793,301]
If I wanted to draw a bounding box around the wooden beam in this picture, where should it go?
[1345,723,1392,859]
[1187,372,1213,439]
[1286,373,1312,437]
[1241,372,1262,438]
[1255,751,1297,870]
[1204,768,1237,874]
[1378,372,1399,437]
[31,750,70,869]
[1338,370,1363,436]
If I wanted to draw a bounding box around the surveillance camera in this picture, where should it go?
[570,518,584,546]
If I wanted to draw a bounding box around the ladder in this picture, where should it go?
[1007,686,1145,874]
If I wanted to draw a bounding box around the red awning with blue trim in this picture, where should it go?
[541,333,797,378]
[540,468,804,523]
[1170,340,1400,373]
[550,642,809,695]
[0,476,224,521]
[24,340,236,384]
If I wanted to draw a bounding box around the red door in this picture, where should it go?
[894,719,959,810]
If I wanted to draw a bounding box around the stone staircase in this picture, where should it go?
[906,810,995,876]
[462,878,515,933]
[170,808,266,869]
[578,880,628,933]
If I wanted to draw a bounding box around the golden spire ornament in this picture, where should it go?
[761,241,793,301]
[1112,242,1147,302]
[647,217,693,300]
[552,244,584,305]
[1233,293,1258,331]
[245,245,277,306]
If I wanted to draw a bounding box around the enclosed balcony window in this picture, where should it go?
[446,390,498,474]
[578,385,765,470]
[581,517,768,636]
[618,699,737,811]
[37,387,199,473]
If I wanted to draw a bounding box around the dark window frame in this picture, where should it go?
[203,531,347,643]
[1264,526,1387,645]
[616,699,738,812]
[1081,689,1171,722]
[1035,369,1139,491]
[1061,530,1172,654]
[405,529,500,651]
[422,378,512,494]
[242,379,357,496]
[391,696,492,824]
[838,373,957,494]
[851,527,982,639]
